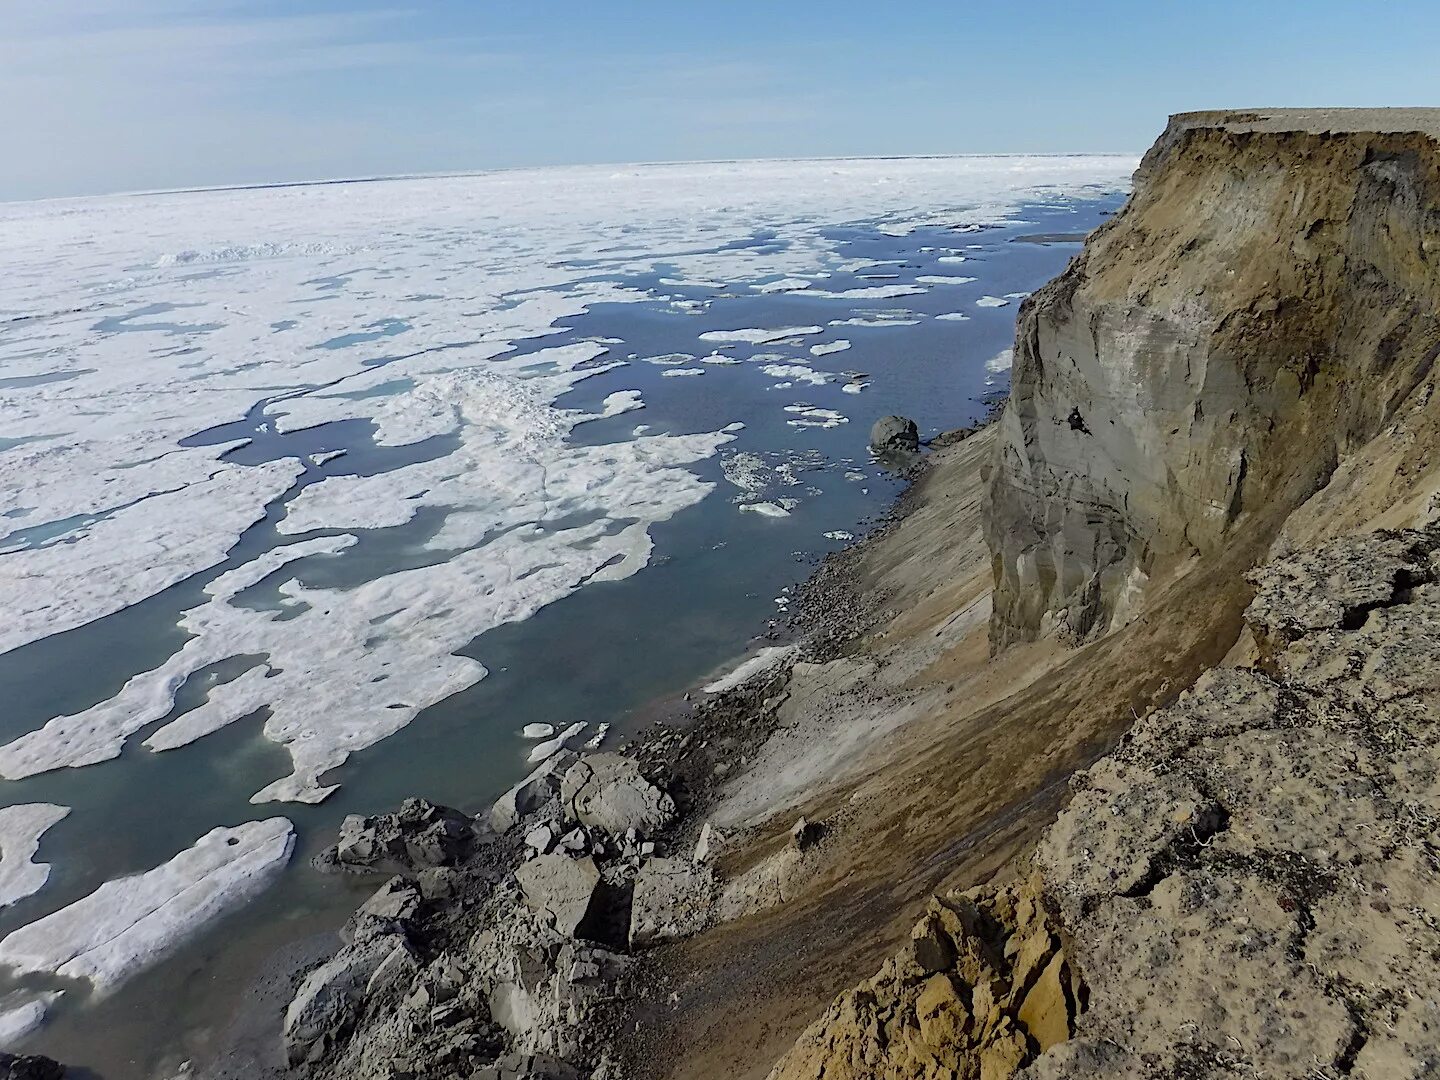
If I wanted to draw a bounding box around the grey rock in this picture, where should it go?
[559,753,675,837]
[332,798,474,873]
[513,854,601,937]
[869,414,919,453]
[491,750,578,833]
[283,937,413,1065]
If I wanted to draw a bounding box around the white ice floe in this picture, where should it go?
[937,255,968,264]
[661,368,706,377]
[915,275,978,286]
[0,805,70,909]
[699,353,742,365]
[640,353,694,366]
[784,405,848,429]
[521,723,555,739]
[740,501,792,518]
[975,295,1011,308]
[829,316,921,328]
[810,340,852,357]
[760,364,829,386]
[806,285,926,300]
[935,312,972,321]
[309,450,347,467]
[986,348,1015,374]
[582,723,610,750]
[698,326,824,345]
[0,819,293,994]
[823,531,855,541]
[842,382,869,394]
[703,645,798,693]
[598,390,645,418]
[754,278,811,294]
[526,722,586,763]
[0,994,59,1048]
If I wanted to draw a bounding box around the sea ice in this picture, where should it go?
[0,805,69,909]
[915,275,978,286]
[810,340,852,357]
[935,312,972,321]
[698,327,824,345]
[521,723,555,740]
[975,295,1010,307]
[760,364,829,386]
[703,645,798,693]
[0,819,293,994]
[527,722,586,763]
[661,368,706,377]
[754,278,811,294]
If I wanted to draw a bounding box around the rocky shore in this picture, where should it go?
[185,108,1440,1080]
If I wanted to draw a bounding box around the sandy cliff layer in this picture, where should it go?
[987,108,1440,648]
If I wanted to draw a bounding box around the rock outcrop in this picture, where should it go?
[987,108,1440,648]
[771,524,1440,1079]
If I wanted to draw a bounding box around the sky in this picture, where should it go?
[4,0,1439,201]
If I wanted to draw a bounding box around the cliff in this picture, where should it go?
[987,108,1440,648]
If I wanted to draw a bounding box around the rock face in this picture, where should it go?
[987,109,1440,648]
[0,1054,65,1080]
[768,875,1076,1080]
[771,524,1440,1079]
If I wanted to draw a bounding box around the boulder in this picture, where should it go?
[869,414,919,453]
[284,936,415,1065]
[491,751,578,833]
[559,754,676,837]
[629,858,715,949]
[333,798,474,873]
[345,875,423,943]
[0,1054,66,1080]
[514,854,602,937]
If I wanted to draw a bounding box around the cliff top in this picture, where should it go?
[1171,106,1440,137]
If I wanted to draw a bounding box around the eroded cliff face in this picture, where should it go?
[987,109,1440,649]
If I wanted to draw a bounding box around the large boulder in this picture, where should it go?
[491,751,578,833]
[559,754,675,838]
[332,798,474,873]
[513,854,602,938]
[869,415,919,453]
[283,936,416,1065]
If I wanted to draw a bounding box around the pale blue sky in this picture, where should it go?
[4,1,1438,201]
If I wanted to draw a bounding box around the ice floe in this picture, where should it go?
[915,275,978,286]
[935,312,972,321]
[754,278,811,294]
[761,364,830,386]
[975,295,1011,307]
[784,405,848,429]
[703,645,798,693]
[698,326,824,345]
[0,819,293,994]
[661,367,706,377]
[810,340,852,357]
[0,805,69,909]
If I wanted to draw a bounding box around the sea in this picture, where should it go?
[0,156,1132,1076]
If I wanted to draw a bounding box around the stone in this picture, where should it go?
[524,823,555,854]
[491,751,578,833]
[693,821,720,864]
[284,937,413,1065]
[869,414,920,453]
[1016,951,1071,1052]
[513,854,601,938]
[559,754,675,837]
[0,1054,65,1080]
[629,858,716,949]
[790,816,822,850]
[332,799,474,873]
[915,973,973,1049]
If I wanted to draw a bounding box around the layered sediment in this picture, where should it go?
[987,108,1440,648]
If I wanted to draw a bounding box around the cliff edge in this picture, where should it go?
[987,107,1440,648]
